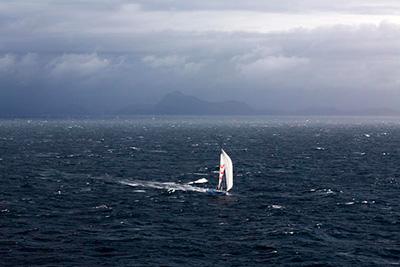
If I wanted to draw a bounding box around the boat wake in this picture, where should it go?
[119,179,209,193]
[119,149,233,195]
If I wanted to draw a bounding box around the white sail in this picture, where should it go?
[221,149,233,191]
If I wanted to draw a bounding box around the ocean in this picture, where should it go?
[0,116,399,266]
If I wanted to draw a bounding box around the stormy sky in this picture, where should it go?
[1,0,400,115]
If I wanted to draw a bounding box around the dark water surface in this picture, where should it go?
[1,116,399,266]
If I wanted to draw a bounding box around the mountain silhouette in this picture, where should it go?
[153,91,255,115]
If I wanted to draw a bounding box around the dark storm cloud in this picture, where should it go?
[135,0,400,15]
[0,1,400,114]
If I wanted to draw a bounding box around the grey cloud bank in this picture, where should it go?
[0,1,399,116]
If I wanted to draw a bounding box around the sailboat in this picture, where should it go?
[206,149,233,195]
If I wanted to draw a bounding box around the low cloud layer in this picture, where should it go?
[0,1,400,115]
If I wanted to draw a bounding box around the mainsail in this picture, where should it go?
[217,149,233,191]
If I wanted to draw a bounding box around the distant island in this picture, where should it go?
[120,91,256,115]
[1,90,399,117]
[119,91,400,116]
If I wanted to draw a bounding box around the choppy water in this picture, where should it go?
[0,116,399,266]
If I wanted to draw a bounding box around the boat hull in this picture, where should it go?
[206,189,228,196]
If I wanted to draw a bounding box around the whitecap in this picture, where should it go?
[312,188,336,195]
[354,152,366,156]
[133,190,146,193]
[326,189,334,194]
[187,178,208,184]
[95,204,111,209]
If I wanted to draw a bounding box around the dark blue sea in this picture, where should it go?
[1,116,399,266]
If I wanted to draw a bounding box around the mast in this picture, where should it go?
[217,151,225,190]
